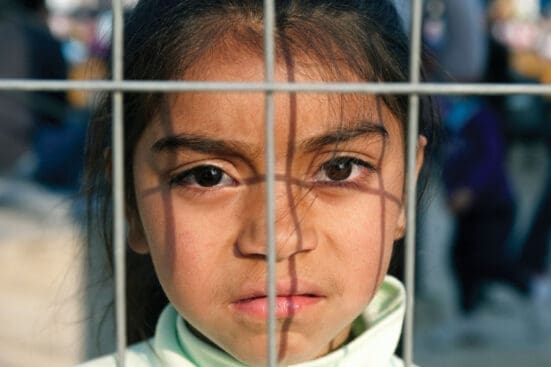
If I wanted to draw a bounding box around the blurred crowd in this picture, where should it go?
[0,0,110,192]
[0,0,549,357]
[417,0,551,346]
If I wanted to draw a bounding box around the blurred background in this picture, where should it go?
[0,0,549,366]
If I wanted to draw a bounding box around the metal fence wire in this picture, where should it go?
[1,0,550,366]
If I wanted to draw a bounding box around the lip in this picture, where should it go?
[229,279,325,319]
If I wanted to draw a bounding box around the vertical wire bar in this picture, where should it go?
[403,0,424,365]
[111,0,126,366]
[263,0,277,366]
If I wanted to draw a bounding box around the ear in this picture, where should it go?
[105,148,150,254]
[126,207,150,254]
[394,135,428,240]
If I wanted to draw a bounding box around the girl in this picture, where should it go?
[82,0,436,366]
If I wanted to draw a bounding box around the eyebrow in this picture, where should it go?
[151,134,260,158]
[151,120,387,156]
[299,120,388,152]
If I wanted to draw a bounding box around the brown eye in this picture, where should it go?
[193,166,223,186]
[322,158,354,181]
[170,165,234,188]
[315,157,376,184]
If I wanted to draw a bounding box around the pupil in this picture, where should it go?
[325,159,352,181]
[195,166,223,187]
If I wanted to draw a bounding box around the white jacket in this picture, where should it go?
[79,276,411,367]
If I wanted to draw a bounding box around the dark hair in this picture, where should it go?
[83,0,439,344]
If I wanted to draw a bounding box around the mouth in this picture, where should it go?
[232,294,323,319]
[230,282,325,319]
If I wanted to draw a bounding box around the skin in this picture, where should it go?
[127,46,426,366]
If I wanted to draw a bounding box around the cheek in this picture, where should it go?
[136,190,234,301]
[323,191,402,285]
[139,197,192,284]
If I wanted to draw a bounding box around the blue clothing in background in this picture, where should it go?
[442,98,513,211]
[441,97,531,313]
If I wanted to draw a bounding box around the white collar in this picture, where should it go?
[151,276,406,367]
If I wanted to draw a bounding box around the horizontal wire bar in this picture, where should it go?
[0,79,550,95]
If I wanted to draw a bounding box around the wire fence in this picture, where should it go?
[2,0,550,366]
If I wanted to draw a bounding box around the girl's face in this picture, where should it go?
[129,47,424,366]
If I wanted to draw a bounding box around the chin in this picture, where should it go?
[233,354,312,367]
[227,337,321,367]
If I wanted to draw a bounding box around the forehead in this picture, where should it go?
[149,48,403,145]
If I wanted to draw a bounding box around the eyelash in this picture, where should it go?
[168,165,236,189]
[313,156,377,188]
[168,156,376,190]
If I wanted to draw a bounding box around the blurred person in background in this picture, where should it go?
[440,97,536,337]
[423,0,490,81]
[0,0,67,171]
[487,0,551,310]
[519,162,551,288]
[0,0,40,174]
[424,0,551,343]
[391,0,411,32]
[0,0,86,192]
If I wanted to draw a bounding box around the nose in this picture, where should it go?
[235,181,317,261]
